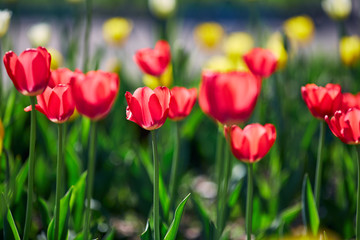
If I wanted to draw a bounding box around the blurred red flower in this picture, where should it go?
[3,46,51,96]
[71,70,119,120]
[199,70,261,125]
[126,86,171,130]
[169,87,197,121]
[342,92,360,112]
[24,84,75,123]
[243,48,278,78]
[325,108,360,144]
[133,40,171,76]
[301,83,342,119]
[229,123,276,163]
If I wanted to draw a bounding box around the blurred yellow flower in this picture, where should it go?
[148,0,176,19]
[103,17,132,47]
[0,119,4,156]
[266,32,288,70]
[48,48,63,70]
[223,32,254,60]
[339,35,360,66]
[283,15,315,45]
[194,22,224,50]
[204,55,239,72]
[0,9,11,38]
[143,64,172,89]
[322,0,352,20]
[28,22,51,47]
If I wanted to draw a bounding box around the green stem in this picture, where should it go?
[151,130,160,240]
[23,96,37,240]
[215,125,224,239]
[82,0,92,72]
[314,121,325,208]
[246,163,253,240]
[168,121,180,221]
[356,145,360,240]
[217,140,231,238]
[54,124,64,240]
[83,121,97,240]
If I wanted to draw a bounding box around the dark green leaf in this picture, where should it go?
[15,161,28,204]
[301,174,319,235]
[192,193,215,240]
[140,220,152,240]
[38,198,51,229]
[103,229,115,240]
[70,171,87,232]
[47,187,73,240]
[280,203,301,224]
[164,193,191,240]
[5,209,20,240]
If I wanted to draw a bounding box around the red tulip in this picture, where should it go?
[199,70,261,125]
[126,86,171,130]
[325,108,360,144]
[243,48,278,78]
[169,87,197,121]
[342,92,360,112]
[24,84,75,123]
[48,68,83,87]
[133,40,171,76]
[3,46,51,96]
[301,83,342,119]
[71,70,120,120]
[229,123,276,163]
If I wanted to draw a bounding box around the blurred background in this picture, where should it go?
[0,0,360,239]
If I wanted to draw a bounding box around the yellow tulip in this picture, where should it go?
[27,23,51,47]
[266,32,288,70]
[48,48,63,70]
[283,15,315,45]
[204,55,237,72]
[148,0,176,19]
[143,64,172,89]
[339,35,360,66]
[0,9,11,38]
[194,22,224,50]
[322,0,352,20]
[223,32,254,60]
[103,17,132,47]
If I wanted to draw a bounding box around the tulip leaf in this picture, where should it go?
[103,229,115,240]
[192,193,215,240]
[70,171,87,232]
[280,203,301,224]
[38,197,51,229]
[15,161,29,204]
[228,181,243,208]
[140,220,152,240]
[47,187,73,240]
[164,193,191,240]
[5,208,21,240]
[301,174,319,235]
[139,146,170,217]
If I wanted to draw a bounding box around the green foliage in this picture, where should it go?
[302,174,320,236]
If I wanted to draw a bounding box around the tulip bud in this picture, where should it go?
[322,0,352,21]
[0,9,11,38]
[27,23,51,47]
[103,17,132,47]
[339,35,360,66]
[148,0,176,19]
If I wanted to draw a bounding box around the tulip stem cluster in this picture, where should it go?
[314,121,325,208]
[84,121,97,240]
[168,121,180,221]
[246,163,254,240]
[23,96,37,240]
[54,124,64,240]
[356,146,360,240]
[151,130,160,240]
